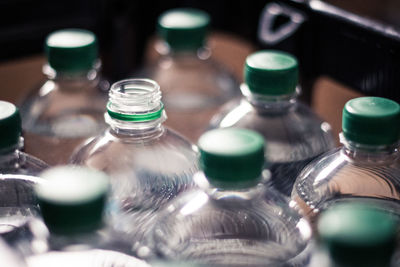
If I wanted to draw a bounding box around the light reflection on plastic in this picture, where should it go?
[321,122,332,133]
[219,102,252,128]
[296,218,312,240]
[314,156,343,185]
[27,250,150,267]
[180,191,208,216]
[39,81,56,97]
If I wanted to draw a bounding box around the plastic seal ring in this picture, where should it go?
[106,102,164,122]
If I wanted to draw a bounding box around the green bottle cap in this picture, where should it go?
[45,29,98,72]
[35,166,109,234]
[342,97,400,145]
[244,50,298,95]
[0,101,21,151]
[318,202,397,267]
[198,128,265,189]
[157,8,210,51]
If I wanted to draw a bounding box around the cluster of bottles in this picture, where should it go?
[1,7,400,267]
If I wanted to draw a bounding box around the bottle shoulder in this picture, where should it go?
[210,98,335,162]
[292,147,400,211]
[295,147,400,184]
[136,55,241,110]
[20,77,108,105]
[213,98,329,126]
[26,249,149,267]
[152,182,310,265]
[70,127,199,173]
[72,127,197,153]
[19,79,108,138]
[0,151,48,176]
[23,220,148,267]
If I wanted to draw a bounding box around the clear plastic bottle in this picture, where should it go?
[209,50,335,196]
[150,128,311,266]
[0,100,46,241]
[22,166,150,267]
[134,8,240,141]
[0,173,43,245]
[19,29,109,165]
[0,100,48,175]
[309,202,398,267]
[291,97,400,223]
[0,237,27,267]
[70,79,199,243]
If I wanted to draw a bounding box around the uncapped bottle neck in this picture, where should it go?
[105,79,166,132]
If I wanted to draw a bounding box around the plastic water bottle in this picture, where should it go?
[19,29,109,165]
[22,166,150,267]
[309,202,398,267]
[0,237,27,267]
[0,174,43,247]
[70,79,199,243]
[150,128,311,266]
[0,100,47,175]
[0,100,47,247]
[134,8,240,141]
[291,97,400,223]
[209,50,334,196]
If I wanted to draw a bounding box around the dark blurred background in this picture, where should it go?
[0,0,268,80]
[1,0,400,84]
[1,0,400,142]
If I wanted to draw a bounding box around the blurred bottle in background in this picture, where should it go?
[292,96,400,224]
[133,8,240,142]
[0,100,47,250]
[70,78,198,244]
[19,29,109,166]
[309,202,398,267]
[16,166,150,267]
[0,100,48,175]
[150,128,311,266]
[209,50,335,196]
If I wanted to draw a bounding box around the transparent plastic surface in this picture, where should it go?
[19,65,109,165]
[0,143,48,176]
[26,249,150,267]
[151,172,312,267]
[0,174,43,247]
[71,78,199,243]
[0,237,27,267]
[71,126,198,242]
[291,134,400,224]
[12,219,150,267]
[135,44,240,141]
[209,87,335,196]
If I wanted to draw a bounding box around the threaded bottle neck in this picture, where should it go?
[105,79,166,133]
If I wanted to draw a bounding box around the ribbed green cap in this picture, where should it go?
[45,29,98,72]
[318,203,397,267]
[157,8,210,51]
[244,50,298,95]
[0,101,21,150]
[342,97,400,146]
[36,166,109,234]
[198,128,265,189]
